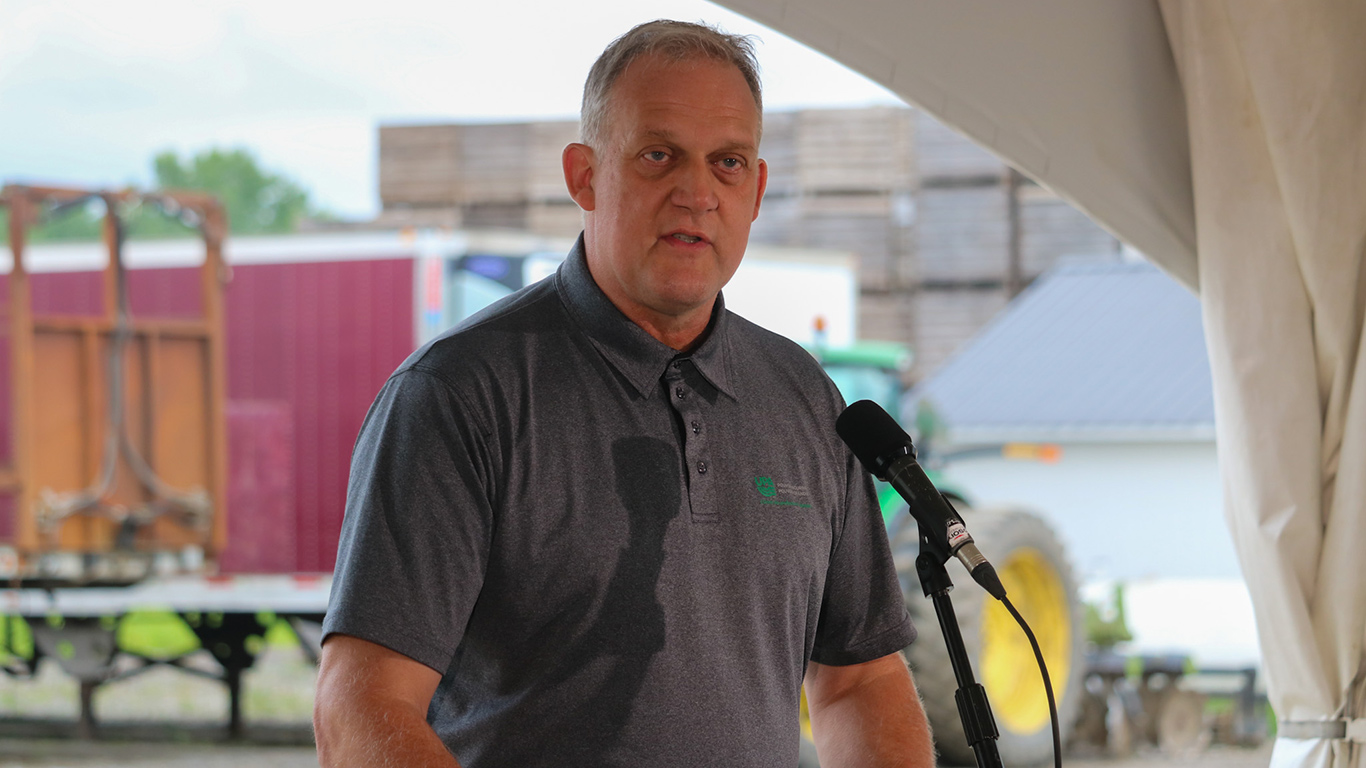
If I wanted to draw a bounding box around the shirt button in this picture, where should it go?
[671,360,681,370]
[675,387,686,399]
[691,421,701,435]
[696,461,708,475]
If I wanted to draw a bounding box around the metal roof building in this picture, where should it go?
[909,260,1238,583]
[912,261,1214,444]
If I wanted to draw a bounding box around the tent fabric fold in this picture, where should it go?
[717,0,1200,289]
[1157,3,1366,766]
[710,2,1366,768]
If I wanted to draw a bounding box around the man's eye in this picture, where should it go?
[646,151,669,162]
[719,157,743,170]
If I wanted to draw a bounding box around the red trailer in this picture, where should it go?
[1,225,571,578]
[0,186,572,734]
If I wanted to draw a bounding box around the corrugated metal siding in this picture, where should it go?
[0,258,416,573]
[30,272,104,315]
[224,258,415,572]
[128,267,204,318]
[221,400,294,574]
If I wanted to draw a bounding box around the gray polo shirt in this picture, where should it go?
[323,237,914,767]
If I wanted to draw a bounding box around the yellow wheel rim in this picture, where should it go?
[980,547,1072,735]
[800,689,814,740]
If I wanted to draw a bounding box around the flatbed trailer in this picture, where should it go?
[1,573,331,737]
[0,184,575,734]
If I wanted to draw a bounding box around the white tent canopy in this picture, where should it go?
[722,0,1199,289]
[710,2,1366,767]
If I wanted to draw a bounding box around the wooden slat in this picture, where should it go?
[916,110,1006,180]
[378,125,462,207]
[527,121,580,203]
[202,205,230,558]
[796,107,915,193]
[1021,189,1122,275]
[917,186,1010,283]
[527,201,584,239]
[459,123,531,204]
[758,111,800,198]
[34,316,211,338]
[912,286,1012,379]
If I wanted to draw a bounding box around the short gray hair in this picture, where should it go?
[580,20,763,150]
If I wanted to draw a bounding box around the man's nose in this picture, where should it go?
[670,158,720,213]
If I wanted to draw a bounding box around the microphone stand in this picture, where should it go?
[915,519,1004,768]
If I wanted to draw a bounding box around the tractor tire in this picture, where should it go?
[798,734,822,768]
[894,506,1086,766]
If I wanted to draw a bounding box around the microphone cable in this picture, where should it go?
[999,595,1062,768]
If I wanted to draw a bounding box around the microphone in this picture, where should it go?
[836,400,1006,600]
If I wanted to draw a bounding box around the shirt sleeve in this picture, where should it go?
[809,445,917,666]
[321,367,496,674]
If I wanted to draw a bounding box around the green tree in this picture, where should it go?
[152,147,310,235]
[0,196,106,243]
[1,147,313,243]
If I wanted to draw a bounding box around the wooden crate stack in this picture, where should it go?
[377,120,580,232]
[376,107,1120,381]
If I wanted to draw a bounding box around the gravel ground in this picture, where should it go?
[1068,744,1273,768]
[0,740,318,768]
[0,644,316,725]
[0,741,1272,768]
[0,643,316,765]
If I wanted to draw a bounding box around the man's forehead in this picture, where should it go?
[637,127,759,154]
[605,55,762,146]
[616,53,757,104]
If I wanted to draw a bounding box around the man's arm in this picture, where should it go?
[314,634,461,768]
[804,652,935,768]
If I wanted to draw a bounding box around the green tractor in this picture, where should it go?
[806,341,1086,766]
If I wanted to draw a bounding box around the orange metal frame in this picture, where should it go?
[0,184,229,572]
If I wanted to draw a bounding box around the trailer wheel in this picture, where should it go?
[895,507,1085,766]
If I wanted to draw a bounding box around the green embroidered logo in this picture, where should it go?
[753,476,777,498]
[753,475,812,508]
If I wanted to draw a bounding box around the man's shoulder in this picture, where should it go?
[399,275,567,378]
[722,311,842,400]
[724,310,824,371]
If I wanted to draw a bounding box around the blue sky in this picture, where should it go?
[0,0,902,218]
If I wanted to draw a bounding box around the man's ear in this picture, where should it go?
[563,143,596,211]
[751,158,768,222]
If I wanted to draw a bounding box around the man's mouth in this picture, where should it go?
[671,233,703,244]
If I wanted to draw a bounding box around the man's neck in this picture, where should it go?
[580,238,719,351]
[625,303,716,352]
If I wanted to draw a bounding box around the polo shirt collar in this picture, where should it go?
[556,235,737,400]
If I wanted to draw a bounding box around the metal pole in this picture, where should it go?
[916,533,1004,768]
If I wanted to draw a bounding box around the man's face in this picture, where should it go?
[568,53,767,342]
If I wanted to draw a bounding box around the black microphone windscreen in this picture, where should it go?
[836,400,915,477]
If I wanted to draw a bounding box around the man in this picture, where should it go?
[314,20,934,768]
